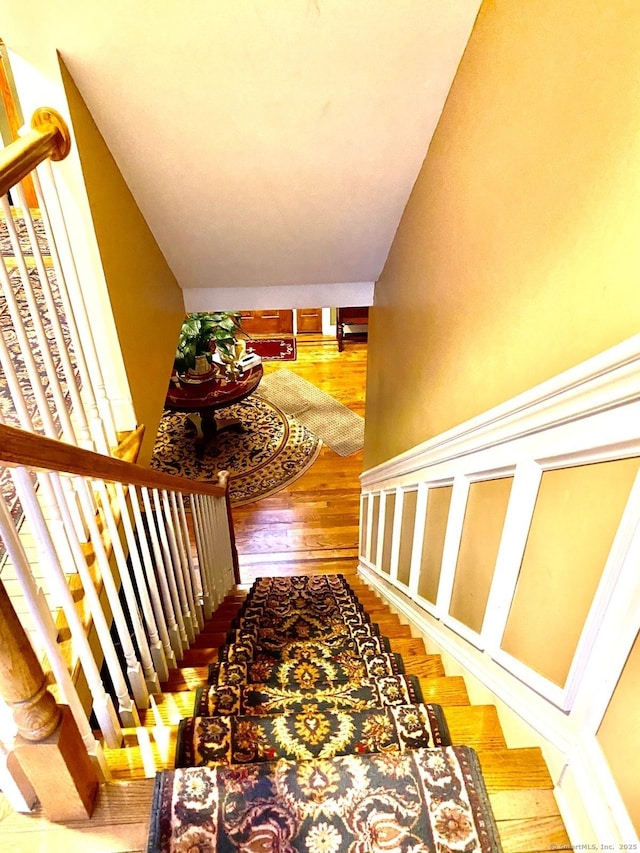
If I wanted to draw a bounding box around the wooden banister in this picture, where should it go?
[0,579,98,819]
[0,106,71,198]
[0,422,228,497]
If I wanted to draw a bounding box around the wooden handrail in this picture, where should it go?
[0,423,228,497]
[0,106,71,197]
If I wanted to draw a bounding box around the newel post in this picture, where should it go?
[0,579,99,820]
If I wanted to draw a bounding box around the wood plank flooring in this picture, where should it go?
[233,336,366,580]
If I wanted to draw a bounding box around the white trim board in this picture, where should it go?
[183,281,375,312]
[361,333,640,489]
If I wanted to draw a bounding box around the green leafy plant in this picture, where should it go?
[174,311,244,374]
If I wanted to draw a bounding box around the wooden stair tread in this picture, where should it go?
[477,747,554,791]
[388,637,427,656]
[490,786,570,849]
[443,704,507,749]
[418,675,469,705]
[494,815,570,852]
[139,691,195,727]
[100,727,178,780]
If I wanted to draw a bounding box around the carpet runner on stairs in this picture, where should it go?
[147,575,503,853]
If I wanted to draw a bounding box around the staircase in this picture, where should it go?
[93,566,568,853]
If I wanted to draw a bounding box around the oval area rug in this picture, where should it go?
[150,397,322,506]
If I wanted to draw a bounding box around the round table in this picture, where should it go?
[165,363,264,457]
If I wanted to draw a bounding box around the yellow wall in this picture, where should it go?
[364,0,640,469]
[59,59,185,464]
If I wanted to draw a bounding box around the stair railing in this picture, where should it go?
[1,106,145,657]
[0,420,239,818]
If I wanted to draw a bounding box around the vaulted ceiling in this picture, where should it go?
[2,1,480,308]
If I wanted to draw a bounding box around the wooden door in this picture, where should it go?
[296,308,323,334]
[237,310,294,335]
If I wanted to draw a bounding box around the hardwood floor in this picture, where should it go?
[232,336,367,582]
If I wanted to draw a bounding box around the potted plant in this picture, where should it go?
[173,311,244,377]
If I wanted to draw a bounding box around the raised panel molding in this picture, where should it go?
[358,333,640,846]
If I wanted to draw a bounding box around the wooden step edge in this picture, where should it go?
[492,788,570,853]
[417,675,470,706]
[442,704,507,750]
[389,637,427,656]
[101,726,179,781]
[490,788,570,853]
[476,747,554,791]
[494,815,570,853]
[139,691,196,727]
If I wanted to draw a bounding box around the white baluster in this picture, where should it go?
[48,473,139,728]
[141,487,183,661]
[129,486,176,671]
[151,488,189,648]
[13,182,93,450]
[214,497,235,595]
[115,483,169,681]
[203,495,222,608]
[178,493,204,630]
[34,165,119,448]
[195,493,217,612]
[159,490,194,643]
[95,480,159,696]
[29,172,108,454]
[0,469,119,761]
[1,195,77,446]
[74,477,148,714]
[169,491,200,634]
[190,493,213,620]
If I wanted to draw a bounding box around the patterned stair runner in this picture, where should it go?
[147,574,503,853]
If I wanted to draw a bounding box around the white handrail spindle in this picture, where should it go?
[203,495,221,608]
[129,485,176,671]
[35,164,118,448]
[13,182,93,449]
[160,489,195,643]
[1,195,77,445]
[177,494,204,630]
[74,477,148,713]
[152,488,189,648]
[48,472,138,729]
[115,483,169,681]
[195,493,216,612]
[169,490,200,635]
[189,493,213,620]
[29,172,108,454]
[214,497,234,593]
[141,486,183,661]
[95,480,160,695]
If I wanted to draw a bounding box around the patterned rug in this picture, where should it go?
[147,575,503,853]
[150,397,322,506]
[149,746,501,853]
[176,704,451,767]
[257,370,364,457]
[246,337,296,362]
